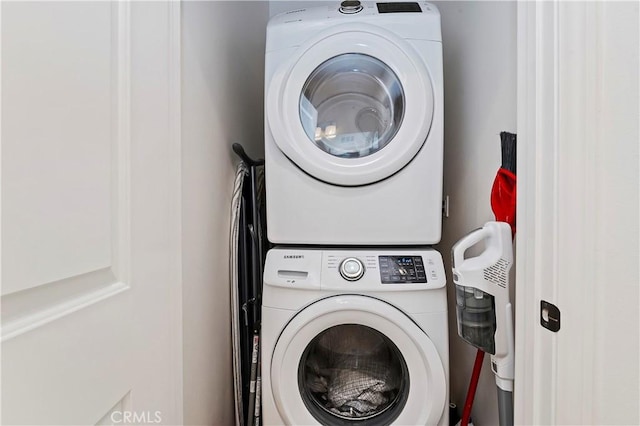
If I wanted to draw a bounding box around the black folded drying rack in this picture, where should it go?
[233,143,268,426]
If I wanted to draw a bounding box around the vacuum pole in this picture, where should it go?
[497,388,513,426]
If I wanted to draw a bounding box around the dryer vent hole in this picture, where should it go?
[298,324,409,422]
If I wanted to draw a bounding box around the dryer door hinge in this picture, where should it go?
[442,195,450,218]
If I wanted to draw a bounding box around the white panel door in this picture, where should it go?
[1,2,182,424]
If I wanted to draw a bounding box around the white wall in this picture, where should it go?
[181,2,269,424]
[433,2,516,425]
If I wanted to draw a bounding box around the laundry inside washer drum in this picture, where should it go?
[299,324,409,421]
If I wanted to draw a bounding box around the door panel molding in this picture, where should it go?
[2,1,133,343]
[112,0,132,285]
[1,268,127,341]
[3,2,116,294]
[167,0,184,421]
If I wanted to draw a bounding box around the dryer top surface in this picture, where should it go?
[267,1,441,51]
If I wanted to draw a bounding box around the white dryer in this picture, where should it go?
[265,1,444,245]
[261,247,449,425]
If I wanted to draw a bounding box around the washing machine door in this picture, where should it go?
[267,23,434,186]
[270,295,446,425]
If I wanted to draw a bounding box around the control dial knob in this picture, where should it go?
[339,257,365,281]
[339,0,363,14]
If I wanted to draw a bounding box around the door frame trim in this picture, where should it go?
[515,2,604,423]
[515,2,558,422]
[167,0,184,422]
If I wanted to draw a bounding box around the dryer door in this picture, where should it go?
[267,23,434,186]
[270,295,446,425]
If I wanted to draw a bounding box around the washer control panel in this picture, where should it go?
[379,256,427,283]
[264,248,445,292]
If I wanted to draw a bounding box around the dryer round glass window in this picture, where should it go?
[299,54,405,158]
[298,324,409,423]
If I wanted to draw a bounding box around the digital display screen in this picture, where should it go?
[379,255,427,284]
[377,2,422,13]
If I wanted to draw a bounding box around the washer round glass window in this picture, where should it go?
[298,324,409,424]
[299,54,405,158]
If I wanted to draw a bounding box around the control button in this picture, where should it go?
[339,257,365,281]
[339,0,363,14]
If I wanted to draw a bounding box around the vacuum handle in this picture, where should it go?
[452,227,490,267]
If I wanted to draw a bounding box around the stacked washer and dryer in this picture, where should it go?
[262,2,449,424]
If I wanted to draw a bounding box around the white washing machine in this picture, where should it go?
[261,247,449,425]
[265,1,444,245]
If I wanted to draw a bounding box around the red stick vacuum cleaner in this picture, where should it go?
[456,132,517,426]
